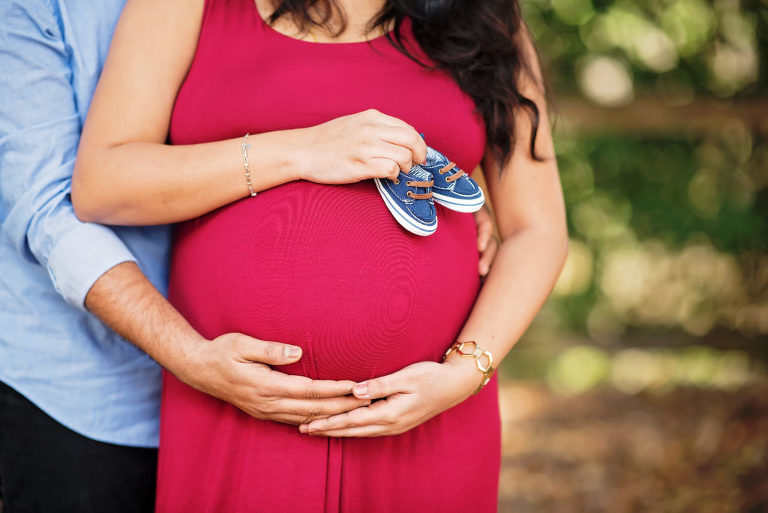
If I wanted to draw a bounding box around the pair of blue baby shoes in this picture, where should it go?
[374,146,485,236]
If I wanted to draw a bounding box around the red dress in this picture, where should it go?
[157,0,500,511]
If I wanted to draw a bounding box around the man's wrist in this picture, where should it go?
[161,333,211,389]
[84,261,212,387]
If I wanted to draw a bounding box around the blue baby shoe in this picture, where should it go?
[421,146,485,213]
[374,165,437,236]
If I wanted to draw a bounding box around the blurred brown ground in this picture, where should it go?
[497,383,768,513]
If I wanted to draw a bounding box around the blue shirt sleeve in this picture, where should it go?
[0,0,137,310]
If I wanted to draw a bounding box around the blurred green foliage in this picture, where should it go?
[523,0,766,98]
[506,0,768,389]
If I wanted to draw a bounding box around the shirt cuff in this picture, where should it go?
[47,222,137,311]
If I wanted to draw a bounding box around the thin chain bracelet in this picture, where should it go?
[241,133,257,197]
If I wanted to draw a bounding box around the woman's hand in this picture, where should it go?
[474,205,499,276]
[298,356,481,437]
[296,109,428,184]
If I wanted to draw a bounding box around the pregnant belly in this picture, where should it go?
[168,180,480,382]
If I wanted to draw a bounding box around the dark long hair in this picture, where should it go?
[267,0,544,170]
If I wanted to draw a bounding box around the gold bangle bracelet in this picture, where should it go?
[442,340,495,394]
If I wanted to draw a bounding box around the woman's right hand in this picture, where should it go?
[295,109,428,184]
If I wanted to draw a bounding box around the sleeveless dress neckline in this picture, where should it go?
[250,0,395,47]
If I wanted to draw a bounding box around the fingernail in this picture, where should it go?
[285,345,301,359]
[353,383,369,398]
[480,240,488,251]
[480,265,489,275]
[299,425,308,434]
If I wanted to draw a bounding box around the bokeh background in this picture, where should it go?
[495,0,768,511]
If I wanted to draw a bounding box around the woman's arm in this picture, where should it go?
[72,0,426,226]
[300,31,569,437]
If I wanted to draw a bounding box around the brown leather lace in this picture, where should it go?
[439,162,465,183]
[405,179,434,200]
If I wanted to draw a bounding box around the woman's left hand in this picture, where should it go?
[298,358,481,437]
[474,205,498,277]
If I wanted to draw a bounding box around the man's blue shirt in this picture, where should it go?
[0,0,171,447]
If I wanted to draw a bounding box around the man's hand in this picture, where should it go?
[298,356,480,437]
[85,262,367,425]
[180,333,369,425]
[474,205,498,276]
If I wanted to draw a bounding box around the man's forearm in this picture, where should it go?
[84,261,205,383]
[83,261,369,424]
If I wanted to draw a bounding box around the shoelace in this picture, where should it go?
[392,176,434,199]
[405,179,434,199]
[438,162,466,183]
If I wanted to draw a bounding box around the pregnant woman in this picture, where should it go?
[72,0,568,511]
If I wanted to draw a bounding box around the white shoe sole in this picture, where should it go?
[432,189,485,213]
[374,178,437,236]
